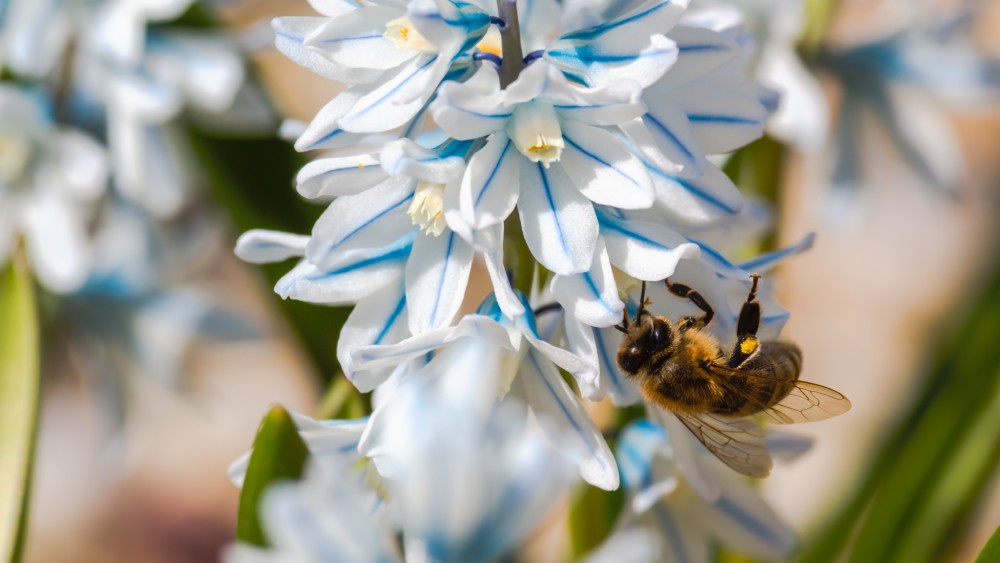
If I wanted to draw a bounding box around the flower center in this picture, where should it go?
[0,134,32,184]
[407,181,448,236]
[384,16,438,53]
[507,103,564,167]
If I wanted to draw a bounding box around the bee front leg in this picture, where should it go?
[728,274,762,368]
[664,278,714,328]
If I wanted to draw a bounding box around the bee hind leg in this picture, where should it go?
[729,274,763,368]
[664,278,714,328]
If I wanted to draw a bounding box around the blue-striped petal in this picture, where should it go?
[672,87,767,154]
[338,279,410,391]
[296,154,387,199]
[235,229,309,264]
[646,162,744,225]
[598,211,700,280]
[275,231,414,304]
[338,53,445,133]
[546,32,678,89]
[305,6,417,71]
[517,348,619,490]
[460,131,522,228]
[560,120,655,209]
[551,238,623,327]
[594,325,643,405]
[305,175,417,270]
[404,229,475,334]
[637,103,706,179]
[273,17,381,83]
[659,25,738,86]
[517,161,598,275]
[430,66,512,140]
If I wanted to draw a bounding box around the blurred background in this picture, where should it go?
[3,0,1000,561]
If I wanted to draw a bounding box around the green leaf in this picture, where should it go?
[800,257,1000,563]
[0,255,40,563]
[236,405,311,546]
[315,375,367,420]
[976,524,1000,563]
[568,481,625,558]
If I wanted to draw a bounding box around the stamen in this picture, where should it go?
[473,52,503,67]
[523,50,544,64]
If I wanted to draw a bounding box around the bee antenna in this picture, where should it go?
[613,323,627,334]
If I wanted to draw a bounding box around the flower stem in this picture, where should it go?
[495,0,525,88]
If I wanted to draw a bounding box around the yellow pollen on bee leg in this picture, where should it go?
[740,338,758,355]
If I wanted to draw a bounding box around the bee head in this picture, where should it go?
[617,313,674,376]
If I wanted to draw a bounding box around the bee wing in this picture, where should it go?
[674,411,773,478]
[762,381,852,424]
[705,363,851,425]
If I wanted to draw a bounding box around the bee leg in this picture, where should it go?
[615,304,630,333]
[664,278,714,327]
[729,274,763,368]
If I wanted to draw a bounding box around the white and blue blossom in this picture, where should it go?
[0,85,108,292]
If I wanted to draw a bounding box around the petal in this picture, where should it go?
[22,192,89,293]
[646,162,744,225]
[294,89,368,151]
[564,316,603,399]
[235,229,309,264]
[338,279,410,391]
[551,238,624,328]
[275,232,414,304]
[51,129,108,201]
[272,17,382,83]
[429,65,511,140]
[351,314,513,371]
[296,154,387,199]
[517,161,598,275]
[307,0,359,17]
[672,87,767,154]
[305,176,417,270]
[560,121,654,209]
[517,348,619,490]
[653,409,721,502]
[598,212,701,280]
[637,103,706,179]
[477,222,526,319]
[338,53,445,133]
[379,138,468,183]
[408,0,490,54]
[546,32,678,89]
[549,81,646,126]
[708,475,797,560]
[659,25,739,86]
[305,6,416,71]
[594,325,643,405]
[460,131,522,228]
[767,430,814,463]
[404,230,474,334]
[736,232,815,273]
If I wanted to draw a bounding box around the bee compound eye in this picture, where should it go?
[618,347,646,375]
[650,319,672,350]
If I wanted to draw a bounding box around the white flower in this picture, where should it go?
[274,0,491,146]
[432,60,654,275]
[350,292,620,490]
[609,416,804,561]
[0,86,108,293]
[227,337,574,563]
[236,138,526,387]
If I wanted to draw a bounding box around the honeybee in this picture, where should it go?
[615,275,851,477]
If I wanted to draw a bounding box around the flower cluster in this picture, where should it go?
[235,0,821,558]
